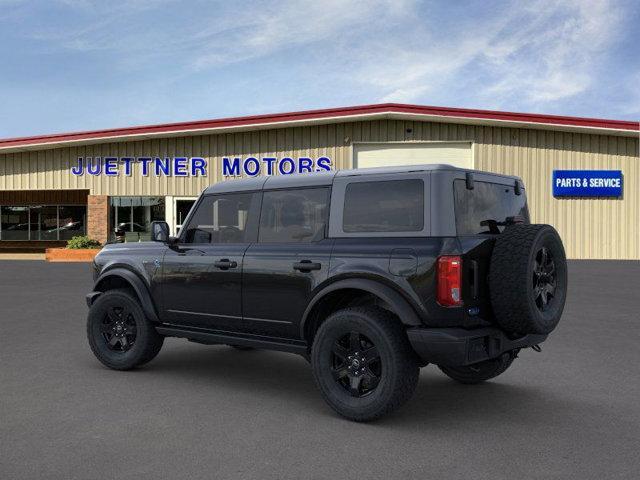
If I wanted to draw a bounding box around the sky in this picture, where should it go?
[0,0,638,138]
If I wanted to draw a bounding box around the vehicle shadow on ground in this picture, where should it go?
[119,342,587,429]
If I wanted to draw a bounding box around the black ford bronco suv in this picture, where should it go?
[86,165,567,421]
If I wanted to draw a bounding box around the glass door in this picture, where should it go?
[175,198,196,235]
[30,206,58,240]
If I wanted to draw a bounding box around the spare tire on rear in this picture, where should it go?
[489,224,567,335]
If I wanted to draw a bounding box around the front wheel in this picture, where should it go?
[87,289,164,370]
[438,351,516,385]
[311,306,419,422]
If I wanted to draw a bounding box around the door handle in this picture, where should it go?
[214,259,238,270]
[293,260,321,272]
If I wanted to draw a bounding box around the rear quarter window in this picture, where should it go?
[454,179,529,235]
[343,179,424,233]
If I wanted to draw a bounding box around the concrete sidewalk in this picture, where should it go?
[0,253,45,260]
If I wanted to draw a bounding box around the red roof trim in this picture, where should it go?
[0,103,637,148]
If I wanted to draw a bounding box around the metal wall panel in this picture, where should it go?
[0,120,638,259]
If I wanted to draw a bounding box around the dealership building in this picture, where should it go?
[0,103,637,259]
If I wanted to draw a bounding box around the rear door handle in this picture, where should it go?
[214,259,238,270]
[293,260,321,272]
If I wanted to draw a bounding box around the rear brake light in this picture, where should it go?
[437,256,462,307]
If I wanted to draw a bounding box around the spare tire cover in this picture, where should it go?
[489,224,567,335]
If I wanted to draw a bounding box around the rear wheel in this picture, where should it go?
[311,306,419,422]
[87,289,164,370]
[438,352,516,384]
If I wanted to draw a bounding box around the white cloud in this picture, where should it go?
[191,0,415,69]
[348,0,626,109]
[478,0,623,107]
[6,0,635,120]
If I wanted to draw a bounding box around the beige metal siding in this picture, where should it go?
[0,120,638,259]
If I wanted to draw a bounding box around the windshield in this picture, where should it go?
[454,179,529,235]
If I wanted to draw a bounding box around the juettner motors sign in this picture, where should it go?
[552,170,623,197]
[70,156,332,177]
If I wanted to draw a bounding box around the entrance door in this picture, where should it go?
[160,192,260,332]
[174,198,197,236]
[353,141,473,169]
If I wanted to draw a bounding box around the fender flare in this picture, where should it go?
[300,278,422,338]
[91,267,160,323]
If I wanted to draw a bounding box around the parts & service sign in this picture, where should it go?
[552,170,623,198]
[70,156,332,177]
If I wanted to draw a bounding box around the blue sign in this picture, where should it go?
[71,157,208,177]
[552,170,623,197]
[70,156,333,177]
[221,156,332,177]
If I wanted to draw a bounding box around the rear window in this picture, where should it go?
[454,180,529,235]
[343,179,424,233]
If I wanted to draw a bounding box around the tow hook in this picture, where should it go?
[531,344,542,353]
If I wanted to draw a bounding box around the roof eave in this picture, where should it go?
[0,108,637,154]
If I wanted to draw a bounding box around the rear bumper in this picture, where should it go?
[407,326,547,367]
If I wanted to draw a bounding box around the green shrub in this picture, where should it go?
[66,235,102,249]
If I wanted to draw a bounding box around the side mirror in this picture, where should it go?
[151,221,170,242]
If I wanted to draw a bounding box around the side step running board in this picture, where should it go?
[156,325,309,356]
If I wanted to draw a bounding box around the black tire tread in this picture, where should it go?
[489,224,565,334]
[312,306,419,422]
[87,288,164,370]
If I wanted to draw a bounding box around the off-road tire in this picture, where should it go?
[87,289,164,370]
[311,306,419,422]
[489,224,567,335]
[438,352,516,384]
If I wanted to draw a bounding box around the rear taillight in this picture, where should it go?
[437,256,462,307]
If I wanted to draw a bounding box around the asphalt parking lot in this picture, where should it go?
[1,260,638,480]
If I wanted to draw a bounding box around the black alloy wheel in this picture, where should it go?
[101,305,137,352]
[331,331,382,398]
[532,247,556,312]
[87,289,164,370]
[311,306,419,422]
[489,223,567,335]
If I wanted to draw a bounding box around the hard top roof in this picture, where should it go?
[203,164,519,194]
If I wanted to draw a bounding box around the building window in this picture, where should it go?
[109,197,165,242]
[0,205,86,241]
[58,206,88,240]
[0,206,30,240]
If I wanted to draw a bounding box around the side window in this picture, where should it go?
[343,179,424,232]
[258,188,329,243]
[183,193,257,244]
